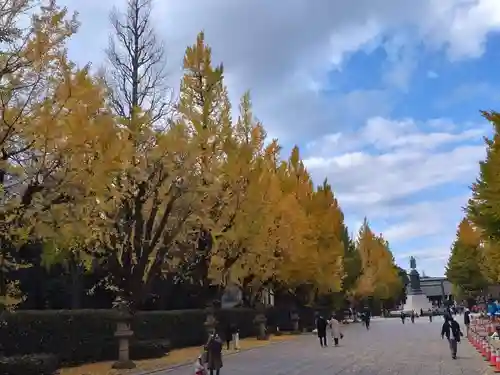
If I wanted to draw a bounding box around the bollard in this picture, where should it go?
[496,350,500,373]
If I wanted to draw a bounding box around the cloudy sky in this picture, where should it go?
[61,0,500,276]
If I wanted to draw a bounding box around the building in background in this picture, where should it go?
[418,276,453,307]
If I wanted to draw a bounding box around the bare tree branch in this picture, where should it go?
[105,0,172,127]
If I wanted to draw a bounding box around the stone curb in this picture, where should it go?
[134,336,299,375]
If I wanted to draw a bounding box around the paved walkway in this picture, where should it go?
[159,316,491,375]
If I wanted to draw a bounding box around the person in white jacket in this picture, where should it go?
[193,355,207,375]
[328,314,343,346]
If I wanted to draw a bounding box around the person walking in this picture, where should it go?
[428,308,433,322]
[316,314,328,347]
[205,333,223,375]
[464,308,471,337]
[194,354,207,375]
[224,323,233,350]
[328,314,344,346]
[441,315,463,359]
[363,311,371,330]
[401,311,406,324]
[410,310,415,323]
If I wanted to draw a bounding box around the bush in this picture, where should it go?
[215,308,257,339]
[0,310,117,365]
[266,306,316,331]
[0,353,58,375]
[130,340,170,360]
[0,307,299,365]
[134,310,206,348]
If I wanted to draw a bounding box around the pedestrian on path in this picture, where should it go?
[328,314,344,346]
[428,309,433,322]
[224,322,234,350]
[194,354,207,375]
[464,308,471,337]
[362,311,370,330]
[401,311,406,324]
[316,314,328,347]
[410,310,415,324]
[205,333,223,375]
[441,315,463,359]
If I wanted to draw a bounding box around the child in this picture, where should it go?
[193,354,207,375]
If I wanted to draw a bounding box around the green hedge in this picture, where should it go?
[0,354,59,375]
[0,307,298,365]
[0,310,117,364]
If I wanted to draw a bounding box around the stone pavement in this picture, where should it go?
[157,316,492,375]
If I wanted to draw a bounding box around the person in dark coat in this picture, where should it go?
[441,315,463,359]
[410,310,415,323]
[400,311,406,324]
[224,323,234,350]
[205,333,223,375]
[362,310,371,330]
[464,308,471,337]
[316,314,328,347]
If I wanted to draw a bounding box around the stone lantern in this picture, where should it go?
[204,306,217,339]
[111,298,136,370]
[254,302,268,340]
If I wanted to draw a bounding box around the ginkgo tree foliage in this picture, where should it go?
[0,0,128,307]
[447,110,500,294]
[446,218,487,297]
[353,219,402,305]
[2,0,405,310]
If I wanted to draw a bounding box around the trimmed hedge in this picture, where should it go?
[0,307,301,365]
[0,353,59,375]
[0,310,118,364]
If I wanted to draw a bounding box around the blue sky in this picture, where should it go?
[62,0,500,276]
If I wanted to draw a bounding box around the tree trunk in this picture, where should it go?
[68,255,82,309]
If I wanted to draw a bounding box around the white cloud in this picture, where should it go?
[306,117,486,156]
[305,116,484,276]
[319,144,482,207]
[395,247,450,264]
[395,246,451,275]
[381,195,468,241]
[304,117,485,209]
[58,0,500,143]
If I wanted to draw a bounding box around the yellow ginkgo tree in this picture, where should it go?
[354,219,401,305]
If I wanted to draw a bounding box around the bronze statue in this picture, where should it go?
[408,256,422,292]
[410,256,416,270]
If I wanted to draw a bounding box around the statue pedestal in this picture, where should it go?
[403,293,432,313]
